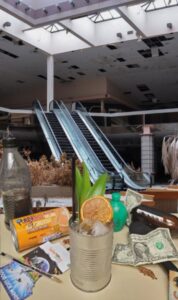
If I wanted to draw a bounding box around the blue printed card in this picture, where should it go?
[0,261,35,300]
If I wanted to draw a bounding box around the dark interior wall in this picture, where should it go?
[0,120,171,184]
[109,134,170,184]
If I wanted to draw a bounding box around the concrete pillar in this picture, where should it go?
[101,100,107,127]
[47,55,54,112]
[141,125,155,183]
[100,100,105,113]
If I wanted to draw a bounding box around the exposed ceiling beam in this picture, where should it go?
[116,4,178,38]
[0,0,146,27]
[1,2,178,56]
[0,10,91,55]
[116,6,147,38]
[58,19,95,47]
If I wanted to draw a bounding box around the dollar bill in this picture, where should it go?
[112,228,178,266]
[125,189,143,225]
[125,189,143,212]
[112,243,135,265]
[131,228,178,265]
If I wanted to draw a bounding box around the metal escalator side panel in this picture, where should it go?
[33,100,61,160]
[75,102,151,190]
[52,100,106,183]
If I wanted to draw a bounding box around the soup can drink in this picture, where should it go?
[69,219,113,292]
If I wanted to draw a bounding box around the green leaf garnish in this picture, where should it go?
[75,162,108,215]
[86,173,108,200]
[75,166,82,205]
[79,162,91,206]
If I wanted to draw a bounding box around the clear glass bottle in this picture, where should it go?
[0,136,32,228]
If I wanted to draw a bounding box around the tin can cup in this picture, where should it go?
[69,218,113,292]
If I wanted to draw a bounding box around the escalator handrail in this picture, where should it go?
[33,99,62,160]
[75,102,151,188]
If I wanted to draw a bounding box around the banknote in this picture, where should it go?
[125,189,143,212]
[112,228,178,266]
[112,244,135,266]
[131,228,178,265]
[125,189,143,225]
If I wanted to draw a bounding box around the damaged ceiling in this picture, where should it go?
[0,0,178,111]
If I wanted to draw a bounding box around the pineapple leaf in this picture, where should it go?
[86,173,108,199]
[79,162,92,206]
[75,166,82,205]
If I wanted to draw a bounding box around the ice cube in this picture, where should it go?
[91,221,110,236]
[78,219,93,235]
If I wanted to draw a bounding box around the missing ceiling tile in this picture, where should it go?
[123,91,131,95]
[98,68,106,72]
[37,74,47,80]
[117,57,126,62]
[54,75,62,80]
[0,48,18,58]
[144,93,156,101]
[138,49,164,58]
[142,35,174,48]
[2,35,13,42]
[143,37,163,48]
[69,65,80,69]
[126,64,140,68]
[77,72,86,75]
[138,49,152,58]
[16,80,25,83]
[106,44,117,50]
[137,84,150,92]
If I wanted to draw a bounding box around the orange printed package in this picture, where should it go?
[10,207,70,252]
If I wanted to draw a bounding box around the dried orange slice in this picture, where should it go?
[57,207,70,233]
[80,195,113,224]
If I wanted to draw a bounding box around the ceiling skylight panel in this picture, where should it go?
[154,0,165,8]
[145,2,156,10]
[88,14,98,22]
[101,11,112,20]
[95,15,103,22]
[144,0,178,11]
[165,0,178,5]
[109,9,121,18]
[44,23,64,33]
[88,9,121,23]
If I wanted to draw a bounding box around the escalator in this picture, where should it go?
[74,102,151,190]
[71,112,115,173]
[34,99,150,190]
[34,99,122,188]
[45,112,74,159]
[52,100,117,186]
